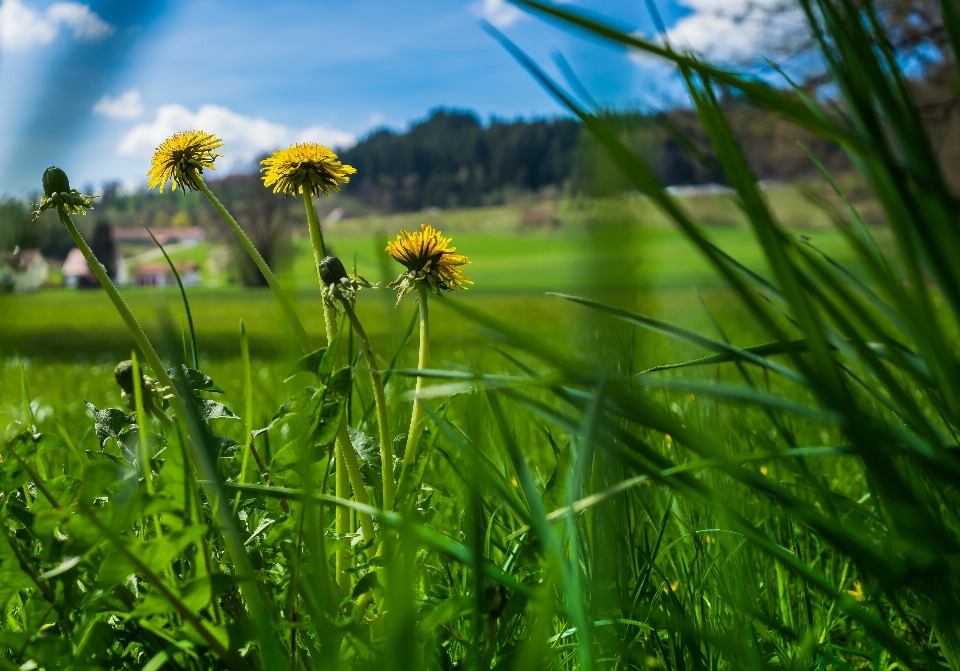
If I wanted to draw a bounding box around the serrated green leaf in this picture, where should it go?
[167,367,224,394]
[285,347,327,382]
[196,399,239,421]
[84,402,134,448]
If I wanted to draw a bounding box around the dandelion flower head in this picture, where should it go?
[260,143,357,197]
[386,224,472,303]
[147,130,223,193]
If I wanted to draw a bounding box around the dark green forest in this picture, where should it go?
[337,105,854,210]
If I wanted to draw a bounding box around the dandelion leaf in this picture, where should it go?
[167,366,224,394]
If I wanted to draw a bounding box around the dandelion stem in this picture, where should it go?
[195,174,313,354]
[233,319,254,516]
[301,191,374,571]
[302,191,339,343]
[336,419,376,541]
[335,440,350,591]
[403,284,430,471]
[130,353,154,496]
[343,301,395,510]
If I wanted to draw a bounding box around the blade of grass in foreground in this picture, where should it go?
[146,226,199,369]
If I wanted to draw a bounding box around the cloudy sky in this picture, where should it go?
[0,0,798,196]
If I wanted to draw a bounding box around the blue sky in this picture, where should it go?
[0,0,794,196]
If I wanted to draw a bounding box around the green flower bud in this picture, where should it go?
[319,255,348,286]
[42,166,70,197]
[114,360,137,395]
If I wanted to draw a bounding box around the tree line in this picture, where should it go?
[338,105,855,210]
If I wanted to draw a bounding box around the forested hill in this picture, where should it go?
[339,110,582,211]
[338,107,853,212]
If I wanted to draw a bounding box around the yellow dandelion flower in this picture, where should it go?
[147,130,223,193]
[260,143,357,197]
[845,580,865,601]
[386,224,472,302]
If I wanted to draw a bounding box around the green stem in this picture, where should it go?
[57,208,290,671]
[130,354,154,496]
[335,440,350,592]
[300,191,372,564]
[302,191,338,343]
[197,177,313,354]
[402,284,430,471]
[336,417,377,542]
[343,302,395,511]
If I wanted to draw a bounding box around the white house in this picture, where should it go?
[0,248,49,293]
[62,248,91,288]
[132,261,201,287]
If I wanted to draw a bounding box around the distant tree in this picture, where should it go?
[0,198,75,260]
[0,198,29,252]
[341,109,582,210]
[212,173,291,287]
[760,0,959,188]
[86,220,117,286]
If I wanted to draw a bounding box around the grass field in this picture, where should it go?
[0,189,866,487]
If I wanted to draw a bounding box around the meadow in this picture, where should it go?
[3,0,960,669]
[1,192,853,439]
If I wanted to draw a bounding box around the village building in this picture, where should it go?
[61,249,129,287]
[61,248,93,288]
[0,248,49,293]
[113,227,205,248]
[131,260,201,287]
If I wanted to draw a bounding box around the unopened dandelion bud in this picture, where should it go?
[319,256,376,312]
[319,255,348,286]
[42,166,70,197]
[114,360,140,396]
[33,167,96,220]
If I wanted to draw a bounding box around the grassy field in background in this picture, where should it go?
[0,200,765,442]
[0,190,871,437]
[0,200,860,462]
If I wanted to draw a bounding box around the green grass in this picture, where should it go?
[1,217,862,361]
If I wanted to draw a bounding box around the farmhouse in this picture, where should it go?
[0,248,49,293]
[132,260,201,287]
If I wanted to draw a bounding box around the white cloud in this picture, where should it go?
[474,0,523,29]
[118,104,356,170]
[0,0,113,52]
[93,89,144,120]
[46,2,113,39]
[638,0,805,64]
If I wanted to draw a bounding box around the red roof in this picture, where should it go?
[62,248,90,276]
[4,249,43,272]
[114,227,205,244]
[134,261,199,275]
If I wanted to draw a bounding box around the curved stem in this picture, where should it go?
[57,208,289,671]
[336,417,376,543]
[343,302,395,510]
[335,440,350,592]
[301,191,355,585]
[402,284,430,471]
[197,177,313,354]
